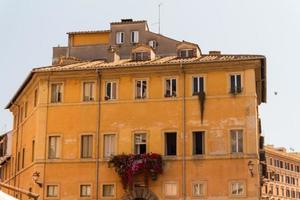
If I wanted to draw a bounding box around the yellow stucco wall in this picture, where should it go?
[71,32,110,46]
[7,60,263,200]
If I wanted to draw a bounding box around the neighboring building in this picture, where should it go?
[261,145,300,199]
[4,19,266,200]
[0,131,13,183]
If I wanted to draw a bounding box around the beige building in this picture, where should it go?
[1,19,267,200]
[261,145,300,199]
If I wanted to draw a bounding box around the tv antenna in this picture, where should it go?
[158,3,163,34]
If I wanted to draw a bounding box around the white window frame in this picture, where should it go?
[130,31,139,43]
[80,134,93,159]
[229,73,242,94]
[46,184,59,198]
[116,32,124,44]
[179,49,194,58]
[192,181,207,197]
[148,40,157,49]
[230,129,243,153]
[48,135,61,159]
[164,182,178,197]
[192,76,205,95]
[230,181,245,196]
[50,83,63,103]
[80,184,92,198]
[134,133,147,154]
[83,81,95,102]
[103,134,116,158]
[135,79,147,99]
[164,77,177,97]
[105,81,117,101]
[101,183,116,198]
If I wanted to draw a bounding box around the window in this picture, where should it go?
[32,140,35,162]
[179,49,195,58]
[48,136,60,159]
[165,78,177,97]
[34,88,38,107]
[193,131,205,155]
[47,185,58,197]
[281,188,285,197]
[192,182,205,197]
[164,182,177,197]
[80,184,91,197]
[230,74,242,94]
[83,82,95,102]
[148,40,157,49]
[20,107,23,122]
[24,102,28,118]
[165,132,177,156]
[81,135,93,158]
[22,148,25,168]
[17,152,20,171]
[135,80,147,99]
[231,182,245,196]
[192,76,204,95]
[104,134,116,158]
[134,133,146,154]
[102,184,115,197]
[132,52,150,61]
[276,186,279,196]
[269,158,273,165]
[105,81,117,100]
[116,32,124,44]
[51,83,63,103]
[230,130,243,153]
[131,31,139,43]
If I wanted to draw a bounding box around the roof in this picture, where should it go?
[67,30,110,35]
[110,20,147,25]
[33,54,265,72]
[265,145,300,162]
[6,54,266,109]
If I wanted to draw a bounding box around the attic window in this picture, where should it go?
[179,49,195,58]
[149,40,157,49]
[132,51,150,61]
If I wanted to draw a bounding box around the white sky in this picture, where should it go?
[0,0,299,151]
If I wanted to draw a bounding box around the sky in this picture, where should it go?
[0,0,299,151]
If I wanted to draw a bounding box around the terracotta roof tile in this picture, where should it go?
[67,30,110,35]
[33,54,265,73]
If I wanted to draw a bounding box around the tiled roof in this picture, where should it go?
[33,54,265,73]
[67,30,110,35]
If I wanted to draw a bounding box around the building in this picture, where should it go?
[261,145,300,199]
[0,131,13,182]
[3,19,266,200]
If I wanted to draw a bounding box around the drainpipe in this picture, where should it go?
[95,69,101,200]
[181,63,187,200]
[42,73,51,198]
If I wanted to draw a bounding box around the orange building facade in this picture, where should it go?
[1,19,267,200]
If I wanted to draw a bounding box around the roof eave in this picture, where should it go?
[5,72,34,109]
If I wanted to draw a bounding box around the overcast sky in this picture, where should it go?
[0,0,299,151]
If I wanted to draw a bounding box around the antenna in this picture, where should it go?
[158,3,163,34]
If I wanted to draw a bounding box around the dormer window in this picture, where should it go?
[179,49,195,58]
[116,32,124,44]
[132,52,150,61]
[148,40,157,49]
[131,31,139,43]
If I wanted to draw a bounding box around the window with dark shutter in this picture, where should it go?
[230,74,242,94]
[165,132,177,156]
[193,132,205,155]
[193,77,204,95]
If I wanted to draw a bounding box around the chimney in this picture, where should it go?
[209,51,221,56]
[107,46,120,63]
[121,19,133,23]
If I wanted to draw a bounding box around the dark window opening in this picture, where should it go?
[193,132,205,155]
[165,132,177,156]
[230,74,242,94]
[193,77,204,95]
